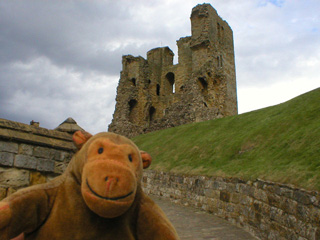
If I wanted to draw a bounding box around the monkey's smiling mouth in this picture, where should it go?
[86,179,133,201]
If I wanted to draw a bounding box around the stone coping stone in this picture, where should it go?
[0,119,75,151]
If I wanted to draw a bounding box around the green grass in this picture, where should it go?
[133,88,320,191]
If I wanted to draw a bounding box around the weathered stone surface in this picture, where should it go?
[30,171,47,185]
[36,158,55,172]
[33,146,52,159]
[59,151,72,162]
[14,155,37,170]
[0,152,14,166]
[142,170,320,240]
[54,117,84,134]
[0,141,19,153]
[108,3,237,138]
[19,144,33,155]
[0,118,73,142]
[220,190,231,202]
[294,190,312,205]
[254,188,268,202]
[0,167,29,187]
[0,119,76,151]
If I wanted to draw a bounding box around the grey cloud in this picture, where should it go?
[0,1,165,75]
[0,0,319,133]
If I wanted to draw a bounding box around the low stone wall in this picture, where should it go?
[0,119,76,200]
[142,170,320,240]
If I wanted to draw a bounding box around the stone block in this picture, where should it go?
[230,192,241,204]
[259,201,271,216]
[226,183,237,192]
[279,187,293,198]
[204,189,220,199]
[285,214,297,229]
[253,179,265,189]
[59,151,72,162]
[296,204,310,222]
[36,147,51,159]
[34,146,53,159]
[51,149,63,161]
[37,158,55,172]
[266,184,281,195]
[267,193,281,208]
[19,144,33,155]
[280,198,297,215]
[239,183,254,197]
[0,152,14,166]
[213,180,226,190]
[204,179,214,189]
[15,155,37,170]
[220,190,231,202]
[240,195,253,206]
[0,167,29,187]
[270,206,284,224]
[0,141,18,153]
[30,171,47,185]
[242,205,255,220]
[226,203,235,212]
[293,190,312,205]
[253,188,268,202]
[310,206,320,224]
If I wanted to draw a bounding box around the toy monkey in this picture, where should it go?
[0,131,179,240]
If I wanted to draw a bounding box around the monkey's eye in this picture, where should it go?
[98,147,104,154]
[128,154,133,162]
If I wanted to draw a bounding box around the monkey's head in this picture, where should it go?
[71,131,151,218]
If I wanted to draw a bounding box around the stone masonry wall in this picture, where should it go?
[0,119,76,200]
[142,170,320,240]
[109,3,238,138]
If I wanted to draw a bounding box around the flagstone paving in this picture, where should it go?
[152,195,258,240]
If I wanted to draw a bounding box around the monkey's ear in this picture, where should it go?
[140,151,152,169]
[73,131,93,149]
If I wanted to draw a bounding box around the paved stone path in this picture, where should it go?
[151,195,258,240]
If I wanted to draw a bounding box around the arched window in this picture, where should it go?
[198,77,208,90]
[166,72,175,93]
[149,107,156,122]
[128,99,137,123]
[156,84,160,96]
[130,78,136,86]
[217,55,223,67]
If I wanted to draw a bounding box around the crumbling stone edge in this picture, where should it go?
[142,170,320,240]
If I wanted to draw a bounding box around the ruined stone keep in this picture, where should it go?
[109,3,238,138]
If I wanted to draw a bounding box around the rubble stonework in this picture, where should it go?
[0,118,79,199]
[109,3,238,138]
[142,170,320,240]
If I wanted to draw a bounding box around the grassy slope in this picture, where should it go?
[133,88,320,191]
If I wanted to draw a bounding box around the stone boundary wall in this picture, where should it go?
[0,119,76,200]
[142,170,320,240]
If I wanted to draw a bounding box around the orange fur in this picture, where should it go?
[0,131,179,240]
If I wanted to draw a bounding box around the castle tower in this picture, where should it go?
[108,3,237,138]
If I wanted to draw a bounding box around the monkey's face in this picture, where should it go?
[80,136,142,218]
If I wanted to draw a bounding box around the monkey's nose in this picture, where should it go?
[105,177,119,193]
[104,176,119,182]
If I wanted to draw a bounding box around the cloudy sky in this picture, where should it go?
[0,0,319,134]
